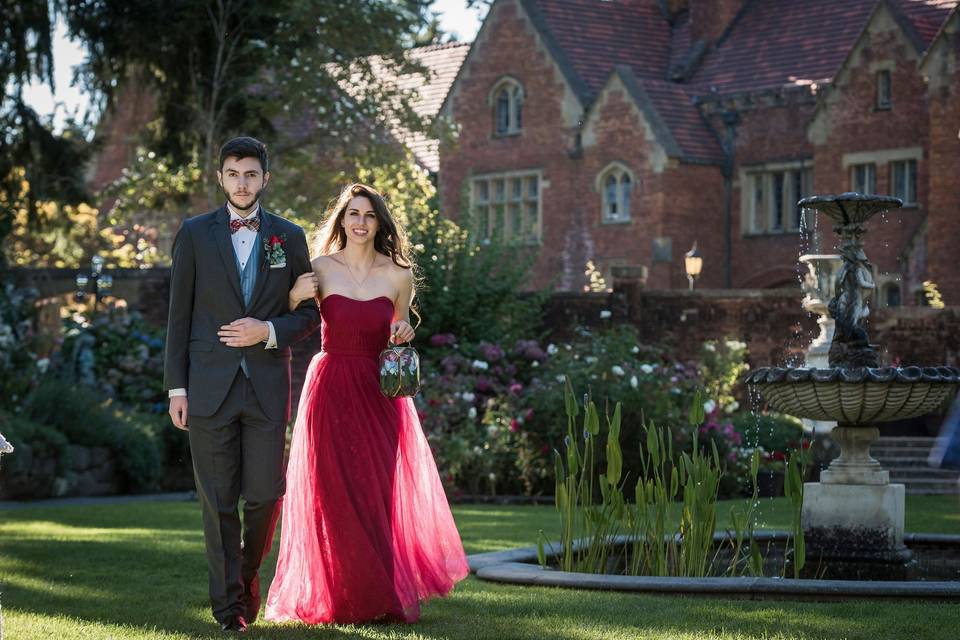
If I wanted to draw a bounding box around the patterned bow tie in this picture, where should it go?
[229,216,260,234]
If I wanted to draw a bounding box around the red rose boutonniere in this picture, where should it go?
[264,234,287,268]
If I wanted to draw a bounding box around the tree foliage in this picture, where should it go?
[63,0,436,195]
[0,0,90,264]
[2,1,440,261]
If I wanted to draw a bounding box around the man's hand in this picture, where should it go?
[169,396,189,431]
[219,318,269,347]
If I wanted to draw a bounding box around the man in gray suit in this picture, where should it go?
[164,137,319,633]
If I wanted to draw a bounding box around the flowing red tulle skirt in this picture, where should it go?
[265,296,468,624]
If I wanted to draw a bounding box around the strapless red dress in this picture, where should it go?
[265,294,468,624]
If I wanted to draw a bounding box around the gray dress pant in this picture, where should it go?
[188,369,287,622]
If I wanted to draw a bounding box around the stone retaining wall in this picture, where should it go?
[0,444,121,501]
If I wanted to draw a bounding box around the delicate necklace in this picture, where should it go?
[341,254,376,289]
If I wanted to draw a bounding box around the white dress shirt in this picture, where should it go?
[168,202,278,399]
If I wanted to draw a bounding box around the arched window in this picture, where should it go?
[490,77,523,136]
[597,163,634,223]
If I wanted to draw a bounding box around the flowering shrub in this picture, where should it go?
[59,305,167,412]
[415,335,548,495]
[416,326,763,497]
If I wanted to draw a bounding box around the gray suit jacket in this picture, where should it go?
[163,205,320,421]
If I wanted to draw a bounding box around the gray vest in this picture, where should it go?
[235,234,260,375]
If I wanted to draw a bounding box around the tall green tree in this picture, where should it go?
[63,0,436,201]
[0,0,90,265]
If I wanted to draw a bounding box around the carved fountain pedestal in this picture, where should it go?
[747,194,960,580]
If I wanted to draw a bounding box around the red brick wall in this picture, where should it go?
[809,16,927,281]
[704,96,817,289]
[440,0,725,292]
[926,23,960,305]
[542,285,960,369]
[441,0,579,288]
[580,87,726,290]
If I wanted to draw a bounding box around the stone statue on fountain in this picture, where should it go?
[827,240,879,368]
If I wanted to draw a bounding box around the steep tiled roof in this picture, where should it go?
[692,0,878,94]
[668,11,693,74]
[691,0,957,95]
[522,0,673,102]
[619,71,725,164]
[394,42,471,172]
[894,0,959,44]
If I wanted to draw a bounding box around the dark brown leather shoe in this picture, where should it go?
[220,614,248,633]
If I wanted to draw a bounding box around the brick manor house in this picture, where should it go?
[437,0,960,303]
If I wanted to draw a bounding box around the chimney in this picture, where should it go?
[689,0,744,45]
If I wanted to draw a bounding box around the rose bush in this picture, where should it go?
[416,326,764,498]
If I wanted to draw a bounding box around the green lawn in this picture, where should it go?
[1,495,959,639]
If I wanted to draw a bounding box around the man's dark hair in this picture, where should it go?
[218,136,269,173]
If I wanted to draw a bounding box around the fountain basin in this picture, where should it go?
[469,532,960,601]
[745,366,960,424]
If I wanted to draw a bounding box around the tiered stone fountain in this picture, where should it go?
[798,253,842,433]
[745,193,960,579]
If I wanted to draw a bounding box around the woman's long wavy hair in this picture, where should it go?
[313,183,421,326]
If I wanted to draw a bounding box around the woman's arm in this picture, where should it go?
[389,268,416,344]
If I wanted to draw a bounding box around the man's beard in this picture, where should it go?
[223,186,264,213]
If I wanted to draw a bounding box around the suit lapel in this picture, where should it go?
[212,206,244,305]
[246,208,274,312]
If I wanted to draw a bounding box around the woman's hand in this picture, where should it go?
[390,320,415,345]
[290,272,319,304]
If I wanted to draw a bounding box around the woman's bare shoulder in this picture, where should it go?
[312,253,342,273]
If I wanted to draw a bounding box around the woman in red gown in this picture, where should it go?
[265,183,468,625]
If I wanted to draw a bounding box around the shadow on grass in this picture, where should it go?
[3,500,960,639]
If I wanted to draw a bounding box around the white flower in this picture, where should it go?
[531,360,539,368]
[472,445,483,455]
[725,400,740,414]
[611,365,625,376]
[468,407,477,419]
[488,472,497,482]
[462,391,476,403]
[600,309,612,319]
[471,359,489,371]
[556,375,566,383]
[630,375,639,389]
[671,387,681,395]
[640,364,654,374]
[487,425,498,438]
[725,339,747,351]
[631,346,640,354]
[36,358,50,374]
[585,356,598,364]
[704,343,716,352]
[547,343,559,355]
[703,399,717,415]
[565,344,572,351]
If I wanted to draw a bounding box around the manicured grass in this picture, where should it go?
[1,495,959,639]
